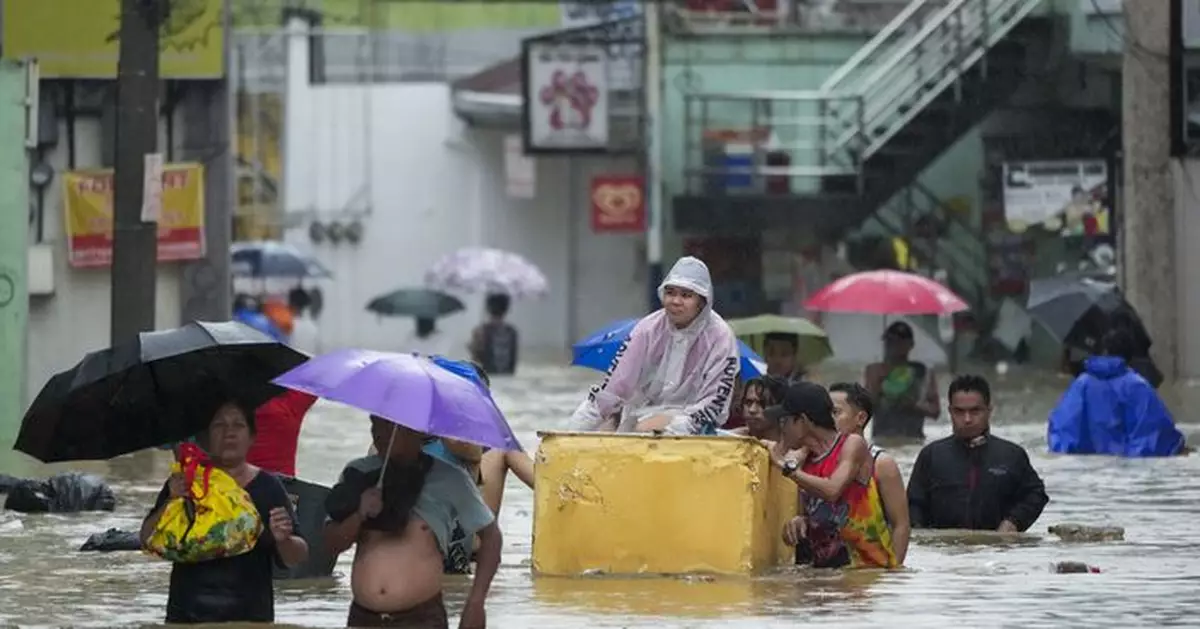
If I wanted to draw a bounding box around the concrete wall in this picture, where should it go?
[1173,160,1200,381]
[24,98,185,405]
[282,79,645,361]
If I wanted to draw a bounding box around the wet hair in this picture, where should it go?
[763,332,799,351]
[415,317,436,338]
[287,287,311,314]
[1101,329,1135,362]
[829,382,873,427]
[739,377,774,412]
[948,374,991,406]
[485,293,511,319]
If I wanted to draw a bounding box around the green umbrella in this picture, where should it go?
[727,315,834,367]
[366,288,465,319]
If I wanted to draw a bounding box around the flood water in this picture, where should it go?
[2,362,1198,628]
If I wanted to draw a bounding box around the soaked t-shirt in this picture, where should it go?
[148,470,297,624]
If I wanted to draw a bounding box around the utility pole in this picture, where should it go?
[110,0,163,344]
[1121,0,1177,382]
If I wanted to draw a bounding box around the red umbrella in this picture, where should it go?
[804,270,969,315]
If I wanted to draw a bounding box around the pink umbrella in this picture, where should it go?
[804,270,969,316]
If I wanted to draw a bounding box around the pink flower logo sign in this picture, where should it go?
[540,69,600,132]
[526,43,609,150]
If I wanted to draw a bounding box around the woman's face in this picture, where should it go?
[207,403,253,464]
[662,285,703,328]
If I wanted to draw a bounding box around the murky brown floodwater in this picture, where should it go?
[2,362,1199,628]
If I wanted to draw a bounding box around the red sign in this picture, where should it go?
[590,175,646,233]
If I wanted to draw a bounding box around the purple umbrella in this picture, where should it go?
[272,349,521,451]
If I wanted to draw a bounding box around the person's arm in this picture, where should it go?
[445,465,501,628]
[1000,448,1049,532]
[266,475,309,568]
[569,321,652,431]
[783,435,869,503]
[467,325,485,360]
[139,483,173,546]
[323,470,379,556]
[906,448,931,528]
[875,454,911,565]
[917,368,940,419]
[862,364,883,398]
[504,450,535,490]
[667,325,741,433]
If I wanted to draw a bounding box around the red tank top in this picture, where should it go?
[800,435,897,569]
[245,390,318,477]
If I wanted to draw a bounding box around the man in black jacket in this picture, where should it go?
[906,374,1049,532]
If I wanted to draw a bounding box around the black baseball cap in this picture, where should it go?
[764,381,836,429]
[883,321,914,341]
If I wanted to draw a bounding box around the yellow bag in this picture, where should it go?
[145,444,263,563]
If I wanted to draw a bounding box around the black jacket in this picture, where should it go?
[907,434,1049,532]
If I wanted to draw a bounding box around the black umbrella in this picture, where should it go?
[16,321,308,463]
[366,288,465,319]
[1026,273,1125,348]
[231,241,332,279]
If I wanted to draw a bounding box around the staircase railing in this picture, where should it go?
[816,0,1045,171]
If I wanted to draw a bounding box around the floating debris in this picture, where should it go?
[1047,524,1125,542]
[1052,561,1101,574]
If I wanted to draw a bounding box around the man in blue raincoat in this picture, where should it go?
[1048,330,1185,457]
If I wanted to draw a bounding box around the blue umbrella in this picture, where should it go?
[231,241,332,279]
[571,318,766,380]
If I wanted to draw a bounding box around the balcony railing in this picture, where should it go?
[666,0,930,34]
[682,91,863,196]
[679,0,1045,194]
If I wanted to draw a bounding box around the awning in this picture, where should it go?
[450,57,522,129]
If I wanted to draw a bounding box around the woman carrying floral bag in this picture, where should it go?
[140,399,309,624]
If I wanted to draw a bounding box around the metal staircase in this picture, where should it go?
[674,0,1051,314]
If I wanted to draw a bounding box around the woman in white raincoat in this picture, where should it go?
[569,256,742,435]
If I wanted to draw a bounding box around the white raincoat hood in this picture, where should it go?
[657,256,713,306]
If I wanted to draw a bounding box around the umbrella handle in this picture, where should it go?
[376,426,398,489]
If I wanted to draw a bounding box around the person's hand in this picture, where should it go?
[769,440,794,468]
[269,507,293,542]
[997,520,1018,534]
[166,473,188,499]
[783,516,808,546]
[459,598,486,629]
[358,487,383,519]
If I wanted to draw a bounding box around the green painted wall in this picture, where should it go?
[0,61,29,472]
[662,36,868,199]
[233,1,561,30]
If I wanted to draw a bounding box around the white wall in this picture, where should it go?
[25,113,183,404]
[283,81,645,361]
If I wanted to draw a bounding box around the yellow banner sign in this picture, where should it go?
[3,0,224,79]
[63,163,206,268]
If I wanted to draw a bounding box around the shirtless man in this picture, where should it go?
[324,417,500,628]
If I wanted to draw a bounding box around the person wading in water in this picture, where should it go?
[324,419,500,628]
[862,321,940,442]
[469,293,519,376]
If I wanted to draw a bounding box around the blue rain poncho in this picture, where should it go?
[1047,356,1184,457]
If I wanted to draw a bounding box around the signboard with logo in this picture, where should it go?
[2,0,224,79]
[523,42,609,154]
[590,175,644,233]
[63,163,207,268]
[1001,160,1109,236]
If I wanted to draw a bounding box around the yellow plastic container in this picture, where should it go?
[531,431,798,576]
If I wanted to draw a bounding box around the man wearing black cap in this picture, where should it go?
[765,382,897,570]
[863,321,940,441]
